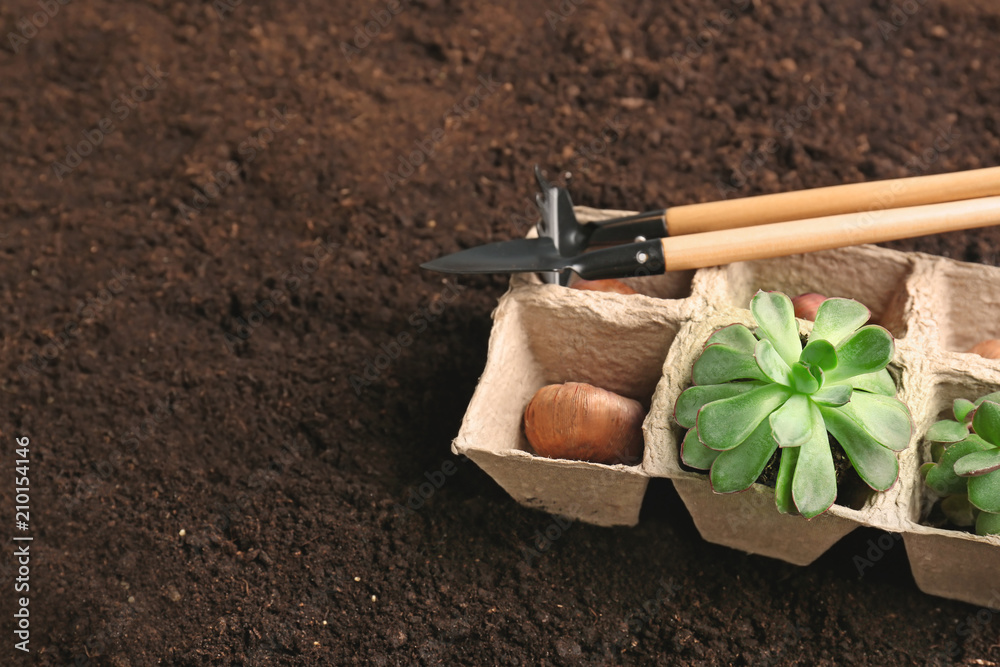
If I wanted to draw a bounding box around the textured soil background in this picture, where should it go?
[1,0,1000,664]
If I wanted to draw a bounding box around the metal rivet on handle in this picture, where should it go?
[636,251,648,264]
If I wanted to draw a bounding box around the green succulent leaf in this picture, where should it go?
[697,384,792,451]
[674,382,765,429]
[692,344,768,385]
[680,426,721,470]
[774,446,799,515]
[709,419,779,494]
[925,419,970,444]
[706,324,758,354]
[799,339,838,372]
[791,363,822,394]
[968,468,1000,513]
[822,406,899,491]
[976,510,1000,536]
[769,394,812,448]
[924,434,995,495]
[954,398,977,423]
[791,402,837,519]
[941,495,976,527]
[971,401,1000,446]
[837,392,911,451]
[679,291,908,520]
[811,385,852,407]
[751,291,802,366]
[919,461,935,478]
[955,448,1000,477]
[826,326,894,383]
[931,441,945,462]
[833,368,896,397]
[975,391,1000,407]
[754,339,793,386]
[808,298,871,346]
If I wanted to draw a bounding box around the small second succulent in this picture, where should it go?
[675,290,912,519]
[922,393,1000,536]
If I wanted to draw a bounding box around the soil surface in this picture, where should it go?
[2,0,1000,664]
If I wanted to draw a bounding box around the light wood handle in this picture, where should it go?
[665,166,1000,236]
[660,195,1000,272]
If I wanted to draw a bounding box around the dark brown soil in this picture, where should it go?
[756,437,861,497]
[2,0,1000,664]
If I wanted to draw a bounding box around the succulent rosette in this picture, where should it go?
[922,393,1000,536]
[674,290,912,519]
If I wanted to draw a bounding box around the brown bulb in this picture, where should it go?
[571,279,638,295]
[968,339,1000,359]
[792,293,827,321]
[523,382,645,465]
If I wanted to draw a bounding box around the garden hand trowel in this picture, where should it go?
[422,166,1000,283]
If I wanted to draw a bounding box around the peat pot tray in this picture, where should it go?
[450,206,1000,608]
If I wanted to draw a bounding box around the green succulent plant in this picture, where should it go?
[674,290,912,519]
[921,393,1000,536]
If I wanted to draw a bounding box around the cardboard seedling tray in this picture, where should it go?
[451,206,1000,607]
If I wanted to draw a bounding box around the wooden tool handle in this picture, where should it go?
[660,195,1000,272]
[666,166,1000,236]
